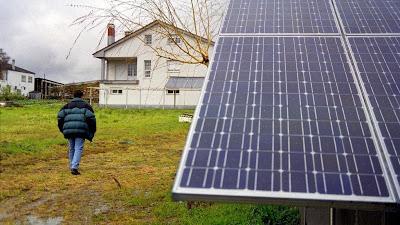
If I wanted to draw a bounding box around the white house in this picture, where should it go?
[0,59,35,96]
[93,20,214,108]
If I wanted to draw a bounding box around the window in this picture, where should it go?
[111,89,123,95]
[28,76,33,83]
[144,60,152,78]
[166,90,180,94]
[128,63,137,77]
[167,60,181,73]
[168,35,181,45]
[145,34,152,45]
[21,75,26,82]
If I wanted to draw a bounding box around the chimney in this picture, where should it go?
[107,23,115,45]
[12,59,15,70]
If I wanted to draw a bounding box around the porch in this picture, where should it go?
[100,57,139,81]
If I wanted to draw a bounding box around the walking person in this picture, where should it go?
[57,90,96,175]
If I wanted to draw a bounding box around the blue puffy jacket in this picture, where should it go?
[57,98,96,141]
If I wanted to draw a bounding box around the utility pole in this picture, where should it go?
[43,74,47,99]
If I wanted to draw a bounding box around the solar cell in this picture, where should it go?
[221,0,338,34]
[349,37,400,193]
[335,0,400,34]
[173,36,395,204]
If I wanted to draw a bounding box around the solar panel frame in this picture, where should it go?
[172,35,397,206]
[172,0,400,207]
[346,36,400,199]
[332,0,400,202]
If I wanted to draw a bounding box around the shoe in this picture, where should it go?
[71,169,81,175]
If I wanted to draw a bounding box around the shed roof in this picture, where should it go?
[165,77,204,89]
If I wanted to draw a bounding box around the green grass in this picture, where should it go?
[0,100,300,225]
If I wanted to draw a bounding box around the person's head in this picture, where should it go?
[73,90,84,98]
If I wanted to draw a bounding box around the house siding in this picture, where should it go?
[98,25,213,108]
[0,70,35,96]
[99,83,202,108]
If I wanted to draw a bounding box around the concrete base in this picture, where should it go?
[300,207,331,225]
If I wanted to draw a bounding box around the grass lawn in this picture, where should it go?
[0,100,299,225]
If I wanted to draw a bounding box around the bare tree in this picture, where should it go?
[0,49,10,80]
[69,0,226,67]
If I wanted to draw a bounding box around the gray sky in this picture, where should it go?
[0,0,109,83]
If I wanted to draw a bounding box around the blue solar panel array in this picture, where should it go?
[349,37,400,193]
[180,36,389,199]
[173,0,400,206]
[222,0,338,34]
[336,0,400,34]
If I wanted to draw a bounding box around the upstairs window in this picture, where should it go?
[167,60,181,73]
[21,75,26,82]
[168,35,181,45]
[128,63,137,77]
[28,76,33,83]
[145,34,152,45]
[144,60,152,78]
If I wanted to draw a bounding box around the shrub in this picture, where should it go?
[252,205,300,225]
[0,85,26,101]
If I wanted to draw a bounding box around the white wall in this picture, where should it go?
[99,83,201,108]
[0,70,35,96]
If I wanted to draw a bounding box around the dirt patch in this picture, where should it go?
[94,204,110,215]
[0,193,59,222]
[26,215,63,225]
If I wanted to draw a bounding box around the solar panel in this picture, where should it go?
[335,0,400,34]
[221,0,338,34]
[173,0,400,207]
[173,36,395,204]
[349,36,400,194]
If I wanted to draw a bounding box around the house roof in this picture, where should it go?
[93,20,215,58]
[1,62,35,75]
[165,77,205,89]
[63,80,100,87]
[35,78,63,85]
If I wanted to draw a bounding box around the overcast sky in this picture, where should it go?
[0,0,111,83]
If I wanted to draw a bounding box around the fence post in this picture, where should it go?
[139,88,141,109]
[89,88,93,105]
[105,89,108,108]
[163,88,166,110]
[174,91,176,109]
[125,88,128,109]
